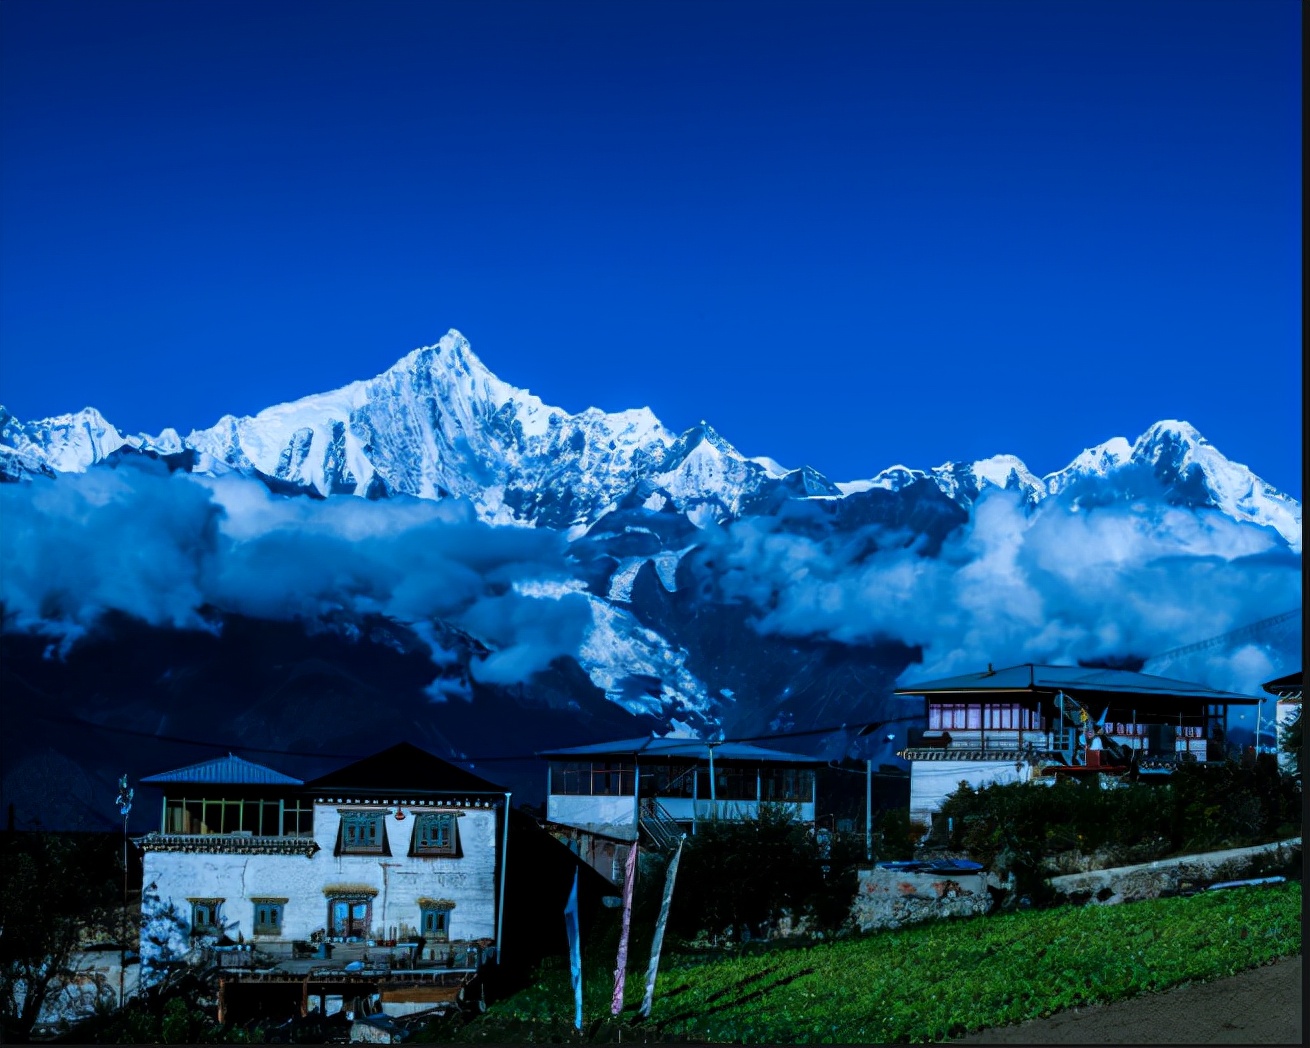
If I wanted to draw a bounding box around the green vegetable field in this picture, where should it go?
[430,882,1301,1044]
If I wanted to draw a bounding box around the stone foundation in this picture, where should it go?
[851,867,992,932]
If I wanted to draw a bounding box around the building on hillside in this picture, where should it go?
[893,664,1260,829]
[537,735,824,883]
[135,743,511,1019]
[1263,671,1303,772]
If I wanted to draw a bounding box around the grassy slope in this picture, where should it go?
[438,882,1301,1044]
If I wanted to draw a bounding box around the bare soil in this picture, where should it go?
[956,954,1302,1044]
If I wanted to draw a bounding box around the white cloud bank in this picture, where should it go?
[0,459,589,688]
[704,489,1301,694]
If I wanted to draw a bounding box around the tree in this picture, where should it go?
[1279,704,1302,779]
[0,833,121,1041]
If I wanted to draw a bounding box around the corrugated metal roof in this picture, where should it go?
[893,663,1259,703]
[537,736,824,764]
[140,753,304,785]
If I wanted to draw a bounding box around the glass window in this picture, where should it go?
[282,799,314,837]
[553,762,592,795]
[413,813,457,855]
[591,762,634,796]
[699,766,757,800]
[762,768,812,801]
[643,764,695,798]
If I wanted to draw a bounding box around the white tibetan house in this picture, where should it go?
[895,664,1260,829]
[136,743,511,976]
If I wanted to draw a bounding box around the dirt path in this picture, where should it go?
[955,954,1301,1044]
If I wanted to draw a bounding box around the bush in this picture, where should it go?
[933,756,1302,884]
[666,805,858,941]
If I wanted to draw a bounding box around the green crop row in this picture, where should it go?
[427,881,1301,1044]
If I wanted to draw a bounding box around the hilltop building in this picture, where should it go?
[538,736,824,883]
[138,743,508,959]
[894,664,1259,829]
[1264,671,1303,772]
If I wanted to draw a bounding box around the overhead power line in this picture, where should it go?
[1143,607,1301,664]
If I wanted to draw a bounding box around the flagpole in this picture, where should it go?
[611,840,639,1015]
[563,868,582,1031]
[115,775,134,1010]
[640,834,685,1020]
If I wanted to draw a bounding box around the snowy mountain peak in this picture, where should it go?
[1044,437,1133,495]
[0,335,1300,551]
[1,404,127,475]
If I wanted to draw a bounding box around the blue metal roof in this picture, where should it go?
[538,736,824,764]
[893,664,1258,704]
[140,753,304,785]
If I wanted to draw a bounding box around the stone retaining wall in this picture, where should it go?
[1048,837,1301,906]
[852,867,992,932]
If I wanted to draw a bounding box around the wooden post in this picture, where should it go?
[691,760,698,836]
[865,759,873,862]
[640,835,684,1019]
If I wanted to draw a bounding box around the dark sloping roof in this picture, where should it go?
[538,736,824,765]
[141,753,303,785]
[893,664,1259,704]
[1262,671,1303,697]
[306,742,507,794]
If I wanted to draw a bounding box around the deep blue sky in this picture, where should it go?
[1,0,1301,495]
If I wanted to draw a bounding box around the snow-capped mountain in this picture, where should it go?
[2,330,1300,551]
[1,331,1301,827]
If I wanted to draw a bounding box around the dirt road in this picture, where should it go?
[956,954,1302,1044]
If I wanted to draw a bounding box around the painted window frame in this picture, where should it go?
[419,905,453,942]
[251,898,286,936]
[187,898,223,935]
[411,812,459,856]
[337,810,389,855]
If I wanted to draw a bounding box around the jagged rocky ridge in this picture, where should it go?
[1,329,1301,550]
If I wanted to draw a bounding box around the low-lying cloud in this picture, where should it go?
[0,459,588,690]
[703,489,1302,694]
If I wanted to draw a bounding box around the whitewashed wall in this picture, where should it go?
[908,760,1030,827]
[141,802,499,954]
[547,794,637,837]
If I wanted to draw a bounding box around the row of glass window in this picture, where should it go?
[339,811,457,855]
[926,704,1209,735]
[928,703,1045,731]
[551,762,815,801]
[164,798,313,837]
[162,802,458,855]
[189,899,455,940]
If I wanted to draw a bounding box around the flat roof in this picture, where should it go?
[893,664,1259,704]
[537,736,824,765]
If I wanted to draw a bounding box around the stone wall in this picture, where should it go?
[851,867,992,932]
[1048,837,1301,906]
